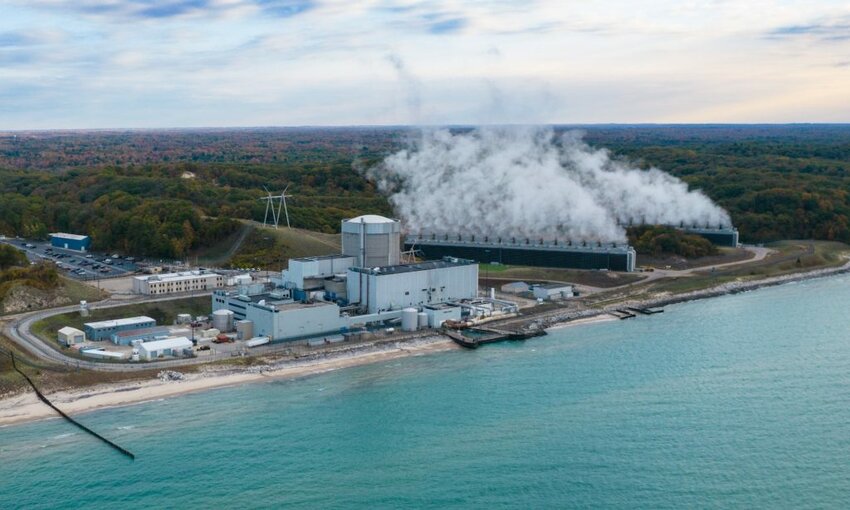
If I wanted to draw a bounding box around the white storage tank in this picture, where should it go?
[417,312,429,328]
[212,309,234,332]
[401,307,418,332]
[235,320,254,341]
[341,215,401,268]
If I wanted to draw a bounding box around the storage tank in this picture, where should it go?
[341,215,401,268]
[417,312,429,328]
[401,308,418,332]
[235,320,254,341]
[212,309,234,332]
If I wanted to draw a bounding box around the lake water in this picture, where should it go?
[2,275,850,509]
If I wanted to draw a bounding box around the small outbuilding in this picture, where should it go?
[500,281,530,294]
[423,303,462,327]
[138,337,193,361]
[533,283,574,301]
[58,326,85,346]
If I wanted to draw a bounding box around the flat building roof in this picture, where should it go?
[84,316,155,329]
[50,233,89,241]
[350,257,476,276]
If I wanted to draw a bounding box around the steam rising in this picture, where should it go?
[368,127,731,243]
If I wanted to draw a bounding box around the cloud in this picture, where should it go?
[427,17,467,34]
[767,18,850,41]
[17,0,317,20]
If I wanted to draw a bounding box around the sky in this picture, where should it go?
[1,0,850,129]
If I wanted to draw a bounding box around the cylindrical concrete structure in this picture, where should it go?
[235,319,254,340]
[341,215,401,268]
[401,308,418,332]
[212,309,234,332]
[417,312,429,328]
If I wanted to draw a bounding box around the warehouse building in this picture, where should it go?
[406,234,636,272]
[132,270,225,295]
[84,316,156,341]
[533,283,574,301]
[58,326,85,346]
[138,337,193,361]
[49,233,91,252]
[110,326,187,346]
[346,257,479,314]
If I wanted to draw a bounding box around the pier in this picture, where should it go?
[442,327,546,349]
[626,306,664,315]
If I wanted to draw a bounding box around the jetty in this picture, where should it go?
[10,353,135,460]
[626,306,664,315]
[612,309,637,320]
[442,327,546,349]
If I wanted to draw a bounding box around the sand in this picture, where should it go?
[0,337,457,427]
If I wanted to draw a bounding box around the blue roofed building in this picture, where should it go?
[49,233,91,252]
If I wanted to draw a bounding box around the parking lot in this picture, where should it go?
[0,237,140,280]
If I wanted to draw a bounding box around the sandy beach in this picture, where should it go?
[0,336,458,427]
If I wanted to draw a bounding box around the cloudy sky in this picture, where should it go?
[2,0,850,129]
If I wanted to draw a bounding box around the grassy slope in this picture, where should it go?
[0,275,107,316]
[191,221,254,266]
[228,224,341,270]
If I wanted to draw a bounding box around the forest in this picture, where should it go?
[0,125,848,258]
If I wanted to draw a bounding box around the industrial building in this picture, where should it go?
[406,233,637,272]
[533,283,574,301]
[132,270,225,295]
[110,326,188,346]
[501,282,530,294]
[346,258,479,314]
[58,326,85,346]
[49,233,91,252]
[138,337,193,360]
[84,316,156,341]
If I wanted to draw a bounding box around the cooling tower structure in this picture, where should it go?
[406,233,637,272]
[342,215,401,268]
[678,225,739,247]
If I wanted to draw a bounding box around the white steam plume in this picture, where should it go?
[367,127,731,243]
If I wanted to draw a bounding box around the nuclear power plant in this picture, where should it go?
[211,215,500,344]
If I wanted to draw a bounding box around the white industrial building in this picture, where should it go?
[283,254,356,291]
[58,326,85,346]
[346,258,478,314]
[138,337,193,360]
[533,283,574,301]
[132,270,225,295]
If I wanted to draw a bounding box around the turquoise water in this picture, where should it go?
[3,276,850,508]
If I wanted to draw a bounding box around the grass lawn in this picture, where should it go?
[479,264,646,288]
